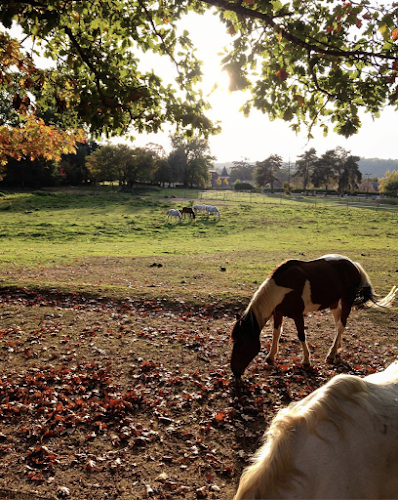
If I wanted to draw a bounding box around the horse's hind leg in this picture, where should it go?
[293,315,310,366]
[326,301,352,363]
[266,312,283,364]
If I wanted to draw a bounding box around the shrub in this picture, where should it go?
[234,181,255,191]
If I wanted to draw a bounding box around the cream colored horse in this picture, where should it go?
[206,205,221,219]
[167,209,182,223]
[234,362,398,499]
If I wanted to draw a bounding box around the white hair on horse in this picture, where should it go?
[193,204,207,214]
[206,205,221,218]
[234,361,398,499]
[167,209,182,223]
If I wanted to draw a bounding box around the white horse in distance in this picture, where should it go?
[234,361,398,499]
[193,204,207,214]
[167,209,182,223]
[206,205,221,219]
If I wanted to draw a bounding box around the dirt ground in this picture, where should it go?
[0,288,397,499]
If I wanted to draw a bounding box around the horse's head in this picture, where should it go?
[230,312,261,378]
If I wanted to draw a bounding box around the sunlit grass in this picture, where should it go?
[0,189,397,301]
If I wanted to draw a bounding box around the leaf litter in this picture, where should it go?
[0,288,397,498]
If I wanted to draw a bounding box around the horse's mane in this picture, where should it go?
[245,272,295,329]
[234,374,375,500]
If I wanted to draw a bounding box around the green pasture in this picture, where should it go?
[1,188,398,302]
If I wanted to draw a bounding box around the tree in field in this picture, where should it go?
[167,148,187,187]
[168,135,214,188]
[186,157,211,188]
[254,154,282,192]
[378,170,398,197]
[148,144,171,188]
[311,150,339,194]
[153,159,172,188]
[294,148,318,192]
[323,146,360,193]
[1,156,59,188]
[2,0,398,146]
[126,147,157,187]
[339,155,362,193]
[229,158,254,184]
[59,141,99,186]
[86,144,155,186]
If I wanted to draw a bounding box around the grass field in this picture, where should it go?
[1,188,398,499]
[1,188,398,302]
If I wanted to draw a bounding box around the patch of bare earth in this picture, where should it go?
[0,289,397,499]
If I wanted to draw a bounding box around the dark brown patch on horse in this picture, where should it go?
[230,254,397,377]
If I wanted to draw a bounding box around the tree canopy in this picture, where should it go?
[1,0,398,159]
[255,154,282,191]
[379,169,398,196]
[294,146,362,193]
[207,0,398,138]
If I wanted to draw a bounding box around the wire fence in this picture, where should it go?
[197,190,398,214]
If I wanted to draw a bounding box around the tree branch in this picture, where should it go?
[199,0,396,62]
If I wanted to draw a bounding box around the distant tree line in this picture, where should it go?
[228,147,363,194]
[0,134,214,189]
[3,136,398,197]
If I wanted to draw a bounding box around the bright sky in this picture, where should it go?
[128,10,398,164]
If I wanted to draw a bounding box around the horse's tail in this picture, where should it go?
[354,262,398,308]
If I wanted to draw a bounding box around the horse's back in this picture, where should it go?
[235,365,398,499]
[288,397,398,498]
[271,256,361,307]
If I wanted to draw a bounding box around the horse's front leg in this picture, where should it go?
[326,300,352,363]
[266,311,283,365]
[293,315,310,366]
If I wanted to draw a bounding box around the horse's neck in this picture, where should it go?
[248,278,293,328]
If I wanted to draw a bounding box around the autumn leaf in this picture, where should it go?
[276,68,288,81]
[214,411,227,422]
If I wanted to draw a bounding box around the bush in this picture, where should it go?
[234,182,255,191]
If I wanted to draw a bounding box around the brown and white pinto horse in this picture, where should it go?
[230,254,397,378]
[234,362,398,499]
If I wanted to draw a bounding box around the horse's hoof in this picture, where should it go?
[266,357,274,365]
[326,356,335,364]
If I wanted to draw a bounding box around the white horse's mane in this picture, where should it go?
[233,368,395,500]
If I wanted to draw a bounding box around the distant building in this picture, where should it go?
[210,166,230,188]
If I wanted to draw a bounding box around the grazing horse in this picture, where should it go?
[167,209,182,223]
[230,254,397,377]
[181,207,196,219]
[193,204,207,214]
[206,205,221,219]
[234,362,398,499]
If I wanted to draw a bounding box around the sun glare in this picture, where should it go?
[213,69,231,93]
